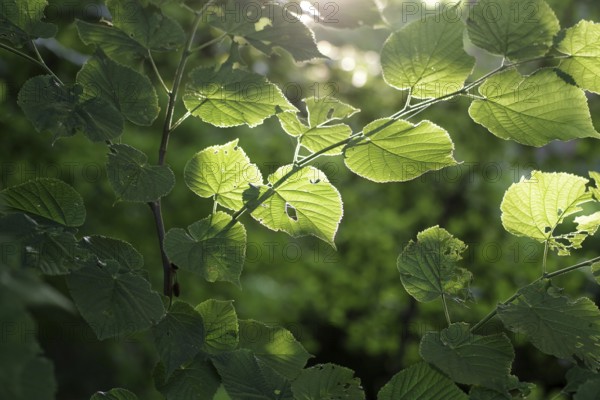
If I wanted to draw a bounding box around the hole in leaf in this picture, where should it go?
[544,226,552,233]
[326,107,335,120]
[557,208,564,215]
[310,178,320,184]
[285,203,298,221]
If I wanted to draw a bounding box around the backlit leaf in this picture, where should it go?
[467,0,560,61]
[195,299,239,354]
[469,68,600,146]
[344,119,457,183]
[0,0,57,46]
[557,20,600,94]
[248,166,343,247]
[184,140,263,211]
[183,65,296,127]
[381,13,475,98]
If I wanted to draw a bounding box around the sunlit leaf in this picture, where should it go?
[293,363,365,400]
[557,21,600,94]
[0,178,85,227]
[381,12,475,98]
[500,171,597,255]
[248,165,343,247]
[77,51,159,126]
[67,260,165,340]
[278,97,359,155]
[18,75,123,142]
[397,226,471,303]
[106,144,175,203]
[469,68,600,146]
[344,119,457,183]
[164,212,246,286]
[377,362,467,400]
[195,299,239,354]
[184,140,263,211]
[467,0,560,60]
[497,281,600,371]
[208,1,323,61]
[183,65,296,127]
[238,320,311,380]
[420,323,515,391]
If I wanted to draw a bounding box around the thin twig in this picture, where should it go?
[148,50,170,95]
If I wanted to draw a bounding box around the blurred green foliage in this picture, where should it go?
[1,0,600,398]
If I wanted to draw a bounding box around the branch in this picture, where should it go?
[470,255,600,334]
[0,42,63,84]
[153,3,215,298]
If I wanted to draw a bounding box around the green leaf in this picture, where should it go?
[18,75,123,142]
[278,97,359,156]
[196,299,239,354]
[80,235,143,270]
[468,68,600,146]
[24,230,86,275]
[592,262,600,285]
[574,379,600,400]
[184,140,264,211]
[377,362,467,400]
[500,171,597,255]
[164,212,246,286]
[343,119,457,183]
[497,281,600,371]
[0,178,85,226]
[76,51,160,126]
[212,349,293,400]
[106,144,175,203]
[381,13,475,98]
[469,377,534,400]
[397,226,471,303]
[106,0,185,51]
[208,1,323,62]
[75,20,147,68]
[590,171,600,201]
[248,166,343,247]
[154,355,221,400]
[183,65,296,128]
[420,323,515,391]
[292,364,365,400]
[90,388,138,400]
[466,0,560,61]
[238,320,311,380]
[153,301,205,378]
[0,0,57,46]
[564,366,599,394]
[67,260,165,340]
[556,21,600,94]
